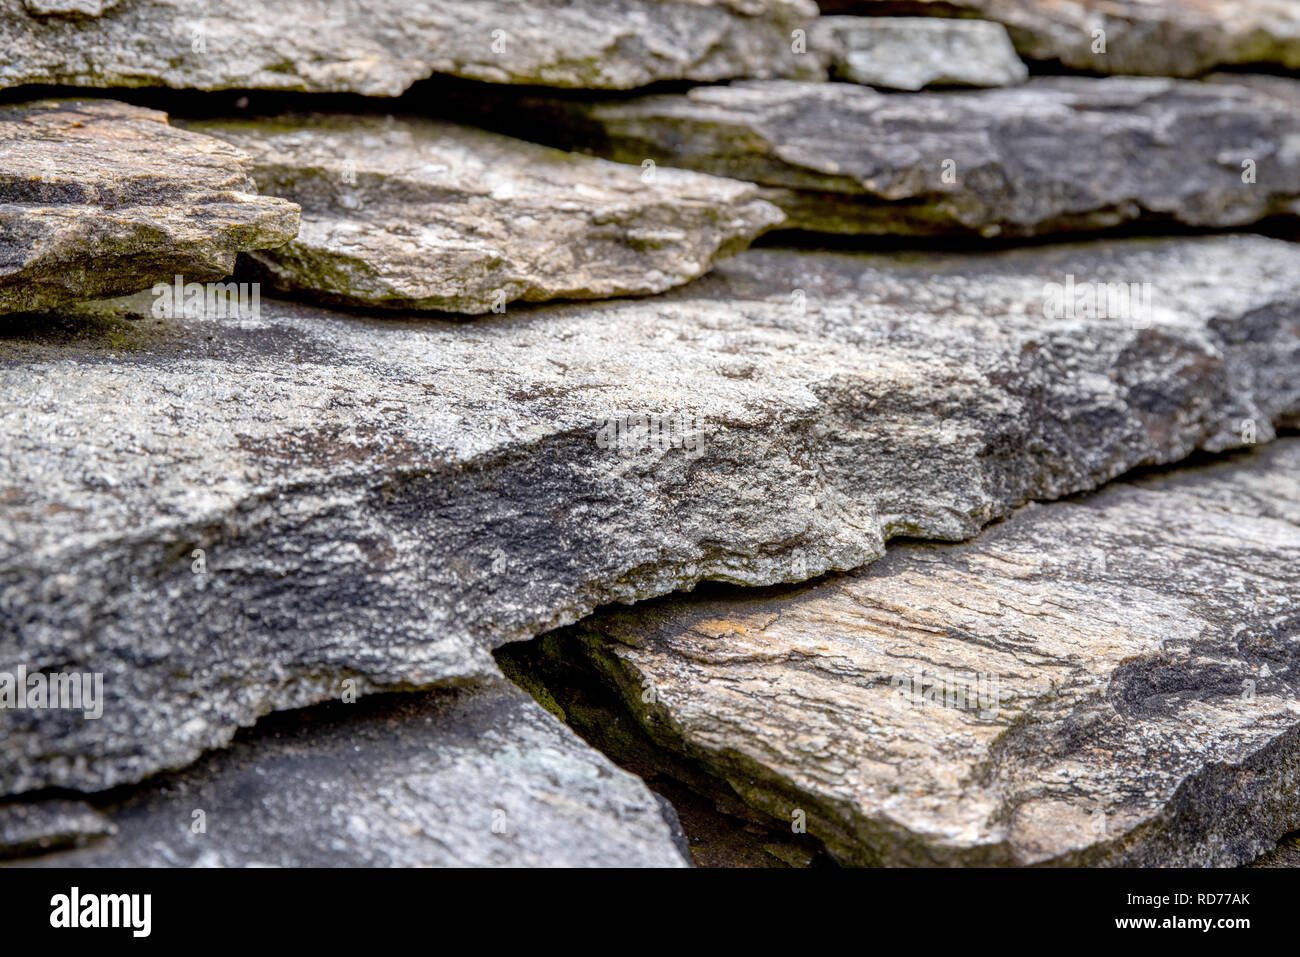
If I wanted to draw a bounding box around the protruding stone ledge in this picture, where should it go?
[465,76,1300,237]
[0,99,299,315]
[183,114,783,314]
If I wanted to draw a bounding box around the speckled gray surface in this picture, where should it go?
[551,439,1300,867]
[3,236,1298,797]
[469,76,1300,237]
[812,16,1027,90]
[818,0,1300,78]
[5,680,692,867]
[0,0,822,93]
[0,798,114,858]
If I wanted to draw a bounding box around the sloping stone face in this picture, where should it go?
[817,0,1300,77]
[0,99,299,315]
[2,235,1297,797]
[0,0,823,94]
[561,439,1300,867]
[813,16,1027,90]
[6,681,693,867]
[182,114,783,314]
[469,76,1300,237]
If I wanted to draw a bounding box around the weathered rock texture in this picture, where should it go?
[818,0,1300,77]
[6,681,692,867]
[1253,832,1300,867]
[3,236,1298,796]
[478,76,1300,237]
[0,0,822,94]
[0,799,113,858]
[559,439,1300,867]
[182,114,783,314]
[0,99,299,315]
[813,16,1027,89]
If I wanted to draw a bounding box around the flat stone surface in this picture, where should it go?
[2,235,1298,796]
[4,680,692,867]
[812,16,1027,90]
[818,0,1300,78]
[475,76,1300,237]
[0,0,822,94]
[0,99,299,315]
[563,439,1300,867]
[182,114,782,314]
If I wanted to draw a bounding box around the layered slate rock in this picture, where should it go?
[3,235,1299,796]
[6,681,692,867]
[0,0,822,94]
[559,439,1300,867]
[182,114,783,314]
[476,76,1300,237]
[0,99,299,315]
[818,0,1300,78]
[812,16,1026,90]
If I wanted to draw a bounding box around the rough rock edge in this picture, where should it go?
[181,113,784,314]
[557,440,1300,867]
[2,236,1299,796]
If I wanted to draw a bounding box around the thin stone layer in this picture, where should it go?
[0,0,823,94]
[0,99,299,315]
[183,114,783,314]
[467,76,1300,237]
[818,0,1300,78]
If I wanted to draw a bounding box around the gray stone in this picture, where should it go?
[0,99,299,315]
[0,799,114,858]
[0,0,823,94]
[477,76,1300,237]
[2,235,1298,796]
[5,681,692,867]
[561,439,1300,867]
[812,16,1027,90]
[818,0,1300,78]
[23,0,120,13]
[181,114,783,314]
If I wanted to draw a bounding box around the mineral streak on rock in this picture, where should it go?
[817,0,1300,78]
[562,439,1300,867]
[2,236,1298,796]
[0,99,300,315]
[475,76,1300,237]
[0,0,823,94]
[181,114,784,314]
[5,681,693,867]
[812,16,1027,90]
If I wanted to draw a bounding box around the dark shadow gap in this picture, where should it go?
[494,634,838,868]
